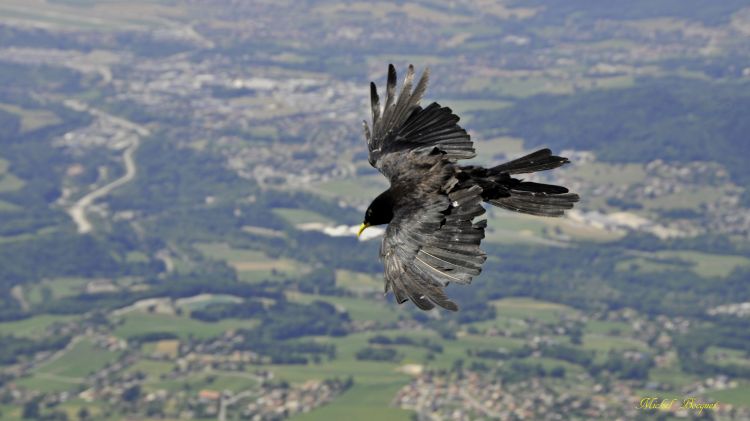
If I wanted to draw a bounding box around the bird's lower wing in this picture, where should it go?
[381,185,487,311]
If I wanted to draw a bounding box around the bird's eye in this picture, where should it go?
[367,209,372,216]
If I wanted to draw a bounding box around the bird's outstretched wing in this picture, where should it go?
[381,184,487,311]
[363,64,476,180]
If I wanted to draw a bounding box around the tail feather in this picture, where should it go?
[490,148,570,175]
[462,148,579,218]
[489,191,579,217]
[514,181,569,195]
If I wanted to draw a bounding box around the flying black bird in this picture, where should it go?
[358,64,580,311]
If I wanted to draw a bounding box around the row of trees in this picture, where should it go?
[0,335,71,365]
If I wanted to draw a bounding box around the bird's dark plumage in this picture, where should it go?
[361,64,579,311]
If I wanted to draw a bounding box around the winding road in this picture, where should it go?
[64,100,149,234]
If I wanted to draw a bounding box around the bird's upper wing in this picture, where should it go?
[381,183,487,311]
[363,64,476,180]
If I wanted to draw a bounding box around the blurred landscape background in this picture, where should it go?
[1,0,749,419]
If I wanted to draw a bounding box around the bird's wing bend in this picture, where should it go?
[363,64,476,179]
[381,184,487,311]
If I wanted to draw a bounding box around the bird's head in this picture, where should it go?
[358,189,394,237]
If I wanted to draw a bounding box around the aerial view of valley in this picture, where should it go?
[0,1,749,419]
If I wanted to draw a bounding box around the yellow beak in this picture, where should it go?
[357,222,370,238]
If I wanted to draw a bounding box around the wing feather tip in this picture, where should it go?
[443,301,459,312]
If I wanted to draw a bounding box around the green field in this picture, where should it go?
[24,277,91,305]
[0,172,24,193]
[0,103,61,133]
[273,208,335,225]
[582,334,649,363]
[470,136,526,165]
[125,250,150,263]
[617,250,750,278]
[535,356,587,376]
[567,162,647,185]
[5,293,740,418]
[312,176,389,203]
[264,326,530,420]
[491,297,579,323]
[0,199,21,212]
[271,343,411,388]
[194,242,268,262]
[543,216,624,242]
[145,370,259,393]
[36,339,121,379]
[0,226,58,245]
[484,196,621,244]
[0,0,182,31]
[616,257,677,274]
[586,320,633,336]
[446,99,512,115]
[270,331,416,420]
[466,314,531,335]
[707,383,750,407]
[201,371,260,392]
[339,331,426,364]
[643,186,727,211]
[15,375,82,394]
[125,359,174,380]
[335,269,383,294]
[242,225,287,238]
[177,294,243,311]
[649,367,700,389]
[464,76,575,97]
[427,98,512,124]
[194,242,306,282]
[286,292,404,323]
[0,314,78,337]
[366,54,450,71]
[483,212,550,244]
[591,75,637,90]
[56,399,108,421]
[113,312,257,340]
[292,382,413,421]
[704,346,750,368]
[438,334,525,370]
[656,251,750,278]
[315,1,469,24]
[7,291,741,417]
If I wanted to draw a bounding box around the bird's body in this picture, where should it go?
[360,64,579,311]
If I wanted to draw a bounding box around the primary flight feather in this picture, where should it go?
[359,64,579,311]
